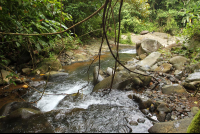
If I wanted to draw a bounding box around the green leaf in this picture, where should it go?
[16,42,21,47]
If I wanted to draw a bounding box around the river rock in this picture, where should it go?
[0,102,40,116]
[22,68,31,74]
[92,71,151,92]
[182,82,197,91]
[129,121,138,126]
[140,30,149,35]
[148,117,193,133]
[34,56,62,74]
[44,71,68,79]
[187,62,200,73]
[106,67,114,76]
[191,107,199,116]
[174,70,183,80]
[141,109,150,115]
[169,56,188,70]
[136,39,162,56]
[93,66,105,85]
[56,92,84,108]
[187,109,200,133]
[186,72,200,82]
[131,94,153,109]
[154,63,172,73]
[157,103,171,113]
[150,64,159,71]
[161,84,187,95]
[156,103,171,122]
[137,118,145,123]
[137,52,161,67]
[139,53,147,60]
[157,111,166,122]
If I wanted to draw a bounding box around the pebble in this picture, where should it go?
[129,121,138,126]
[137,118,145,123]
[176,107,183,113]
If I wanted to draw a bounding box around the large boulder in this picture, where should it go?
[161,84,187,95]
[137,52,161,67]
[34,56,62,74]
[169,56,188,70]
[148,117,193,133]
[136,39,162,56]
[92,71,151,92]
[187,110,200,133]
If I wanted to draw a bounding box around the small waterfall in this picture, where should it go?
[27,47,153,133]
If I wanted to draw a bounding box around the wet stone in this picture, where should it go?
[176,107,183,113]
[137,118,145,123]
[129,121,138,126]
[141,109,150,115]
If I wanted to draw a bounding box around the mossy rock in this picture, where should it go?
[33,56,62,74]
[187,109,200,133]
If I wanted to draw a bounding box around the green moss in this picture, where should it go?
[187,109,200,133]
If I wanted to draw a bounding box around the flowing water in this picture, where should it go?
[27,46,153,133]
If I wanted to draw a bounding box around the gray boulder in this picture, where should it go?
[34,56,62,74]
[169,56,188,70]
[191,107,199,116]
[106,67,114,76]
[92,71,151,92]
[136,39,162,56]
[93,66,105,85]
[148,117,193,133]
[156,103,171,122]
[140,30,149,35]
[137,52,161,67]
[186,72,200,82]
[154,63,172,73]
[161,84,187,94]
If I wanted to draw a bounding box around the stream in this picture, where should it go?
[27,46,153,133]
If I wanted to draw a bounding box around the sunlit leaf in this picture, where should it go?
[194,101,198,104]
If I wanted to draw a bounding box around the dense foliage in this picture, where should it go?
[0,0,72,67]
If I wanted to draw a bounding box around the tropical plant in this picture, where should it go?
[0,0,72,69]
